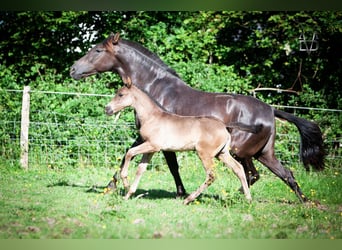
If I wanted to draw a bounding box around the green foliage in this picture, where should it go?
[0,11,341,168]
[173,61,251,94]
[1,11,340,107]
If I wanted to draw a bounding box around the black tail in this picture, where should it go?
[227,122,263,134]
[274,109,325,171]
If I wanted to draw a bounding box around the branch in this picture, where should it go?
[249,87,299,95]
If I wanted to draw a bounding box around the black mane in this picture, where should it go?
[120,39,180,78]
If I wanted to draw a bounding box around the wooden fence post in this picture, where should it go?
[20,85,30,170]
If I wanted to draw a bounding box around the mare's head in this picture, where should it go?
[105,81,134,116]
[70,33,121,80]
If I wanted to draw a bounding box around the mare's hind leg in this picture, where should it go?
[237,157,259,194]
[183,156,215,205]
[218,150,252,202]
[162,151,186,197]
[257,152,308,203]
[241,157,260,187]
[125,153,154,200]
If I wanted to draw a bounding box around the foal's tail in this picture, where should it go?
[274,109,325,171]
[227,122,263,134]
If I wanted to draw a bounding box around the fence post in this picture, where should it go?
[20,85,30,170]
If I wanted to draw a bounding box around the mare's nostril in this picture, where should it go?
[70,67,75,76]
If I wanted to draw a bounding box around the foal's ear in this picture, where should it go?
[126,77,132,88]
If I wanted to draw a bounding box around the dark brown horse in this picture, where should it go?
[105,80,253,204]
[70,33,325,203]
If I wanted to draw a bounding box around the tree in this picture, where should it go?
[1,11,341,109]
[215,11,342,108]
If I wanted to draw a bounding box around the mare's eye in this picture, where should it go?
[118,93,123,97]
[95,48,102,53]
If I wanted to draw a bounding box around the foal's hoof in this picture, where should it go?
[183,194,196,205]
[183,199,191,205]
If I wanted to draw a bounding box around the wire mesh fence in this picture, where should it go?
[1,89,341,170]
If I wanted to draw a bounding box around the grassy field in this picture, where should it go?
[0,156,341,239]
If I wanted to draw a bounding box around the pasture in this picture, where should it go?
[0,156,340,239]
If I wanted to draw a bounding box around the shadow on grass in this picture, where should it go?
[47,181,300,206]
[132,188,247,207]
[46,181,228,203]
[47,180,107,194]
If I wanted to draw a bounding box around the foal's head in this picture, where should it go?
[105,84,134,116]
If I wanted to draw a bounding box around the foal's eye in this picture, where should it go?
[118,93,123,97]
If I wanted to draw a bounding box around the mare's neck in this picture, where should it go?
[116,42,187,93]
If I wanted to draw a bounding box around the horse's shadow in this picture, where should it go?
[47,181,177,198]
[47,181,225,202]
[47,181,107,194]
[47,181,298,205]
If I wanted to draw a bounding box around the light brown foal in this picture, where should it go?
[105,82,252,205]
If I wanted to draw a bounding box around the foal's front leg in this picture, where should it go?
[107,136,144,192]
[120,142,157,199]
[125,153,154,200]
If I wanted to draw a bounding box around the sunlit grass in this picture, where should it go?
[0,157,341,239]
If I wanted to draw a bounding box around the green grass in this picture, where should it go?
[0,157,341,239]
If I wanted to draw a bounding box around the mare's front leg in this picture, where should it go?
[120,142,157,199]
[162,151,186,197]
[125,153,154,200]
[107,136,144,192]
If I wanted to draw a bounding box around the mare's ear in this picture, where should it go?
[110,32,120,44]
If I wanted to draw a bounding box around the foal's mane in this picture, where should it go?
[133,84,170,112]
[119,39,180,78]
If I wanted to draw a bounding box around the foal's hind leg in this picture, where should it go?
[183,155,215,205]
[218,151,252,202]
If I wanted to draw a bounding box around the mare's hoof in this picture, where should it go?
[304,199,328,211]
[176,187,187,199]
[176,192,187,199]
[103,179,117,194]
